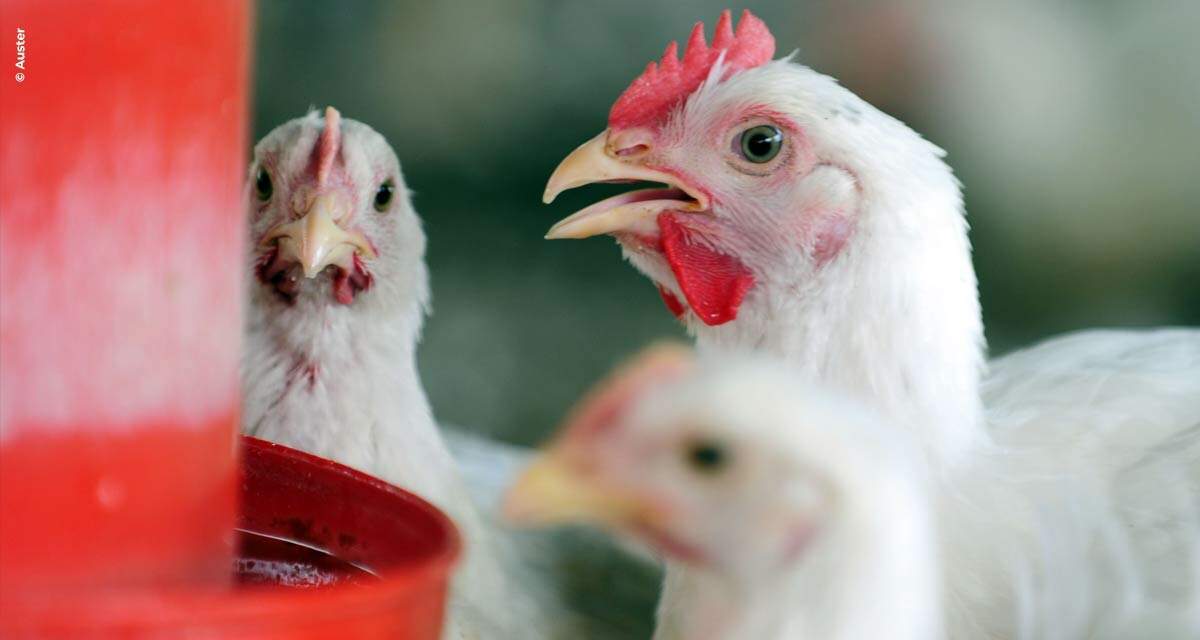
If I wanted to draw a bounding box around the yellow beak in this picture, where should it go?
[502,449,641,528]
[261,193,376,278]
[542,130,709,240]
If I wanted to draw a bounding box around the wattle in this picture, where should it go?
[332,255,373,305]
[657,213,755,326]
[657,285,687,319]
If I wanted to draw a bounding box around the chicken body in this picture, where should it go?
[241,109,558,639]
[507,346,1200,640]
[959,329,1200,637]
[505,348,945,640]
[542,10,1200,638]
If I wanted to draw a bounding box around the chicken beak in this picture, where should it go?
[542,129,709,240]
[543,132,622,204]
[502,449,640,528]
[262,193,376,278]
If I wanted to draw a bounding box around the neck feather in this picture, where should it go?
[659,481,941,640]
[241,289,457,503]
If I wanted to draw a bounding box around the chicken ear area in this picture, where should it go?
[658,213,755,326]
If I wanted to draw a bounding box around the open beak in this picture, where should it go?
[502,448,642,528]
[542,130,710,240]
[261,193,377,278]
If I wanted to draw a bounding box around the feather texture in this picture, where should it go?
[511,348,1200,639]
[543,24,1200,636]
[240,111,661,639]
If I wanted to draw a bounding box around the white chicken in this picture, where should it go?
[506,345,1200,640]
[540,9,1200,636]
[505,345,943,640]
[240,107,578,639]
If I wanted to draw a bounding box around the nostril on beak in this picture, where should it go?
[606,128,654,160]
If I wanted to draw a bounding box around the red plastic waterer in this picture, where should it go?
[1,2,459,637]
[4,436,461,638]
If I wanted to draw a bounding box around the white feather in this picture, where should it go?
[607,59,1200,637]
[240,112,587,639]
[561,352,1198,640]
[552,356,943,640]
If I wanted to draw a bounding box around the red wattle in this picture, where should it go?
[657,285,687,319]
[332,256,372,305]
[658,213,755,326]
[332,272,355,305]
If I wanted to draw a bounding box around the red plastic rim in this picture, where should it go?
[1,436,461,638]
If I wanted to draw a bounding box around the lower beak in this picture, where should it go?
[542,130,709,240]
[502,450,640,528]
[262,193,376,278]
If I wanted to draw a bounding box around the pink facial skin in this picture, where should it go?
[631,518,708,564]
[627,107,856,325]
[811,210,856,268]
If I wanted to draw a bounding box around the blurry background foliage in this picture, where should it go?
[254,0,1199,446]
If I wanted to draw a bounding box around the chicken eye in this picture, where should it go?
[373,180,395,212]
[684,439,729,475]
[254,167,273,202]
[738,125,783,164]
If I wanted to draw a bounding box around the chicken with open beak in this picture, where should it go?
[541,10,806,327]
[543,130,711,241]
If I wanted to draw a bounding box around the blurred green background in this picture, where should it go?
[253,0,1199,446]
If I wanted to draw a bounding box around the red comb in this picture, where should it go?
[315,106,341,187]
[608,10,775,131]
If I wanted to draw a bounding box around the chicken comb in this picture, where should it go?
[559,343,693,441]
[608,10,775,131]
[315,106,341,187]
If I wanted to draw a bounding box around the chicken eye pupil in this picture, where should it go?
[254,168,273,201]
[740,125,783,163]
[686,440,728,474]
[374,180,394,212]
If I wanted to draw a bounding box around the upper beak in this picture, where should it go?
[542,130,709,240]
[502,448,642,528]
[261,193,377,278]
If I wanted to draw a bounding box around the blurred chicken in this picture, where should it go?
[506,346,1200,639]
[506,346,941,640]
[241,108,611,639]
[541,8,1200,634]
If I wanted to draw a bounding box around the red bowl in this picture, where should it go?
[1,436,461,639]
